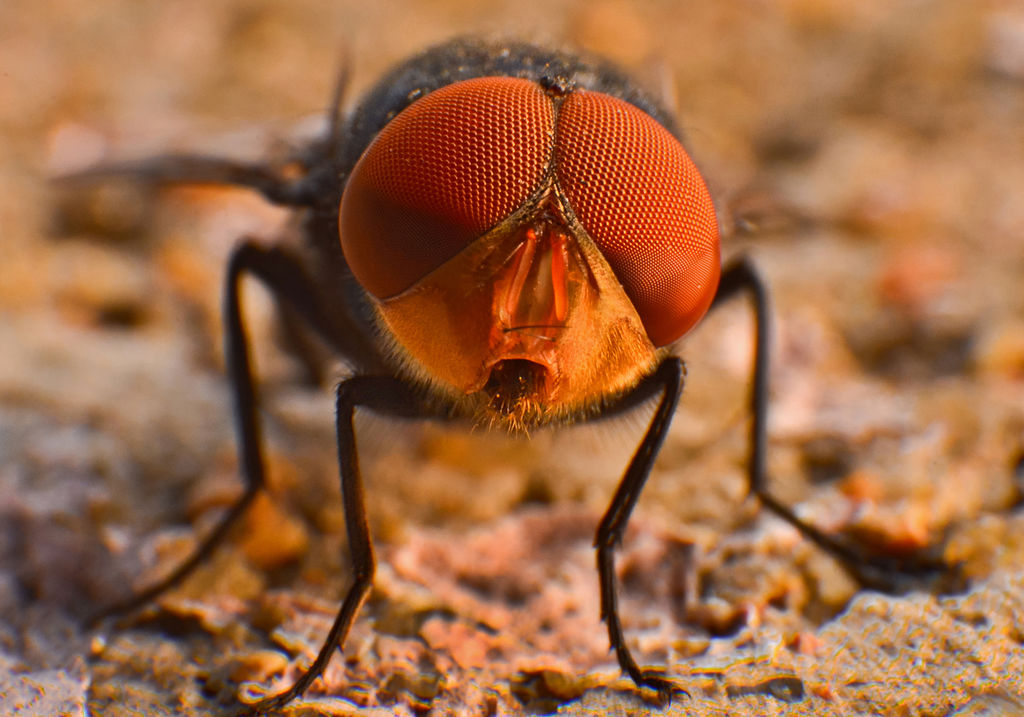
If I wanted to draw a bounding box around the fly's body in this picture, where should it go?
[76,37,954,714]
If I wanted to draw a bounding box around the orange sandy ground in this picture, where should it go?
[2,1,1024,715]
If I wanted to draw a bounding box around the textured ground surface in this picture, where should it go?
[3,1,1024,715]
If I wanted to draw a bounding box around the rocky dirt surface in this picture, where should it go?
[2,1,1024,715]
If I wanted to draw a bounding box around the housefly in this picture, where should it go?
[71,37,952,713]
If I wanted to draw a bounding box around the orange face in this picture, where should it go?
[339,76,720,426]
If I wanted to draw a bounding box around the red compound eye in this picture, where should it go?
[555,90,721,346]
[340,77,555,298]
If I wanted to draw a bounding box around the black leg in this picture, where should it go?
[91,241,368,623]
[595,356,686,697]
[238,376,423,715]
[55,154,321,208]
[313,55,351,162]
[711,257,951,592]
[54,59,355,212]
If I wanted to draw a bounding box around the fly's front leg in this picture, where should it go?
[239,376,423,715]
[595,357,685,697]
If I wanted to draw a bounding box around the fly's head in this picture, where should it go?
[339,76,721,429]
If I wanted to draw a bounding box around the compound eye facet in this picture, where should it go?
[340,77,555,299]
[555,90,721,347]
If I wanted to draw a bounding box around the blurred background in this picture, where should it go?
[2,1,1024,715]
